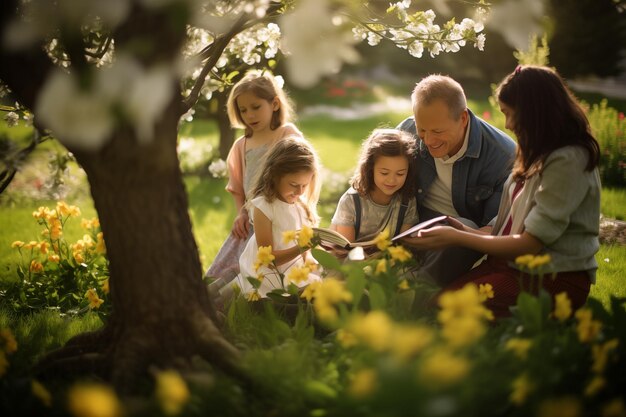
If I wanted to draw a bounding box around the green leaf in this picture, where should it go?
[345,266,366,311]
[312,248,342,272]
[368,282,387,310]
[516,292,543,333]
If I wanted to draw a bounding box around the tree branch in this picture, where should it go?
[181,16,250,114]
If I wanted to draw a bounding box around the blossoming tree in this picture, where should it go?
[0,0,486,390]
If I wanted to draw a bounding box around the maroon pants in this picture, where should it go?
[440,257,591,318]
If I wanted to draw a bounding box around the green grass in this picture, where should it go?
[601,188,626,220]
[591,244,626,309]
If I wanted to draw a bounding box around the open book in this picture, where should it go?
[312,215,448,249]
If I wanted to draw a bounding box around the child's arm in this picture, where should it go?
[225,138,250,239]
[332,224,356,242]
[253,207,306,266]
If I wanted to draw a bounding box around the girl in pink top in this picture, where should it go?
[206,70,302,305]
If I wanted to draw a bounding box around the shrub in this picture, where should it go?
[0,201,110,318]
[585,100,626,187]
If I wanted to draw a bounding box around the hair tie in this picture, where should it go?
[514,65,522,75]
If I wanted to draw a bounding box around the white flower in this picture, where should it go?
[36,69,114,151]
[280,0,359,88]
[209,159,228,178]
[367,32,382,46]
[348,246,365,261]
[408,41,424,58]
[475,33,486,50]
[4,112,19,127]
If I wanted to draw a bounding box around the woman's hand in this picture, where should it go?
[401,225,460,249]
[231,210,250,239]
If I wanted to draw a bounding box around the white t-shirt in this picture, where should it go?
[423,124,471,216]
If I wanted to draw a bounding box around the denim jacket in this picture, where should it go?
[397,109,517,227]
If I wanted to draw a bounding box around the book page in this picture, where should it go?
[392,215,449,241]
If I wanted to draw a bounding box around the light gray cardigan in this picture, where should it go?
[492,146,601,282]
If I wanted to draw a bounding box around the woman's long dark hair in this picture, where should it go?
[496,65,600,180]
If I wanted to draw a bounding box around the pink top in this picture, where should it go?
[225,123,303,202]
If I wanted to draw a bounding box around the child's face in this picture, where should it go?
[277,170,314,204]
[498,101,517,135]
[236,91,278,133]
[371,155,409,201]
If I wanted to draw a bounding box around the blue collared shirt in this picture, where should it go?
[397,109,517,226]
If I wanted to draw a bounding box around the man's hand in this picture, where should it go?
[401,225,460,249]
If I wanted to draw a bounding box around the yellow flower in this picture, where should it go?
[48,254,60,263]
[85,289,104,309]
[537,397,581,417]
[155,370,190,415]
[397,279,410,290]
[553,292,572,322]
[255,246,275,271]
[49,217,62,240]
[24,241,38,250]
[39,241,49,255]
[348,311,393,352]
[514,254,534,268]
[510,373,533,405]
[282,230,297,244]
[336,329,358,348]
[505,338,532,360]
[374,259,387,275]
[32,206,50,219]
[313,279,353,323]
[287,266,311,284]
[11,241,24,248]
[390,325,434,361]
[57,201,81,218]
[297,225,314,248]
[300,281,321,302]
[101,279,110,295]
[81,219,92,229]
[0,351,8,377]
[419,350,470,388]
[68,383,121,417]
[373,229,391,251]
[96,232,106,254]
[592,339,619,374]
[602,398,626,417]
[387,245,412,262]
[441,315,486,348]
[74,251,85,264]
[585,376,606,397]
[1,328,18,353]
[348,368,377,398]
[478,283,494,301]
[29,260,44,273]
[528,253,551,269]
[575,308,602,343]
[438,283,493,324]
[32,380,52,407]
[246,291,261,302]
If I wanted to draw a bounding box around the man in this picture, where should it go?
[398,74,517,285]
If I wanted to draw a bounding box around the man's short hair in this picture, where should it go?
[411,74,467,120]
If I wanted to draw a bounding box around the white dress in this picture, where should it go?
[234,196,321,297]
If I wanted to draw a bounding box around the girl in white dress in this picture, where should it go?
[233,136,322,299]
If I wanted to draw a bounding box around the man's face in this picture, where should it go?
[414,99,469,159]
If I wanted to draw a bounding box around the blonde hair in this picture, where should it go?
[351,128,417,200]
[249,135,321,224]
[411,74,467,120]
[226,70,295,137]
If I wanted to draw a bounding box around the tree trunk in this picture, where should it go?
[217,92,236,160]
[35,96,242,392]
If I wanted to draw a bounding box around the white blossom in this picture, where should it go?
[367,32,383,46]
[209,158,227,178]
[280,0,359,88]
[5,112,19,127]
[408,41,424,58]
[475,33,486,50]
[36,69,114,151]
